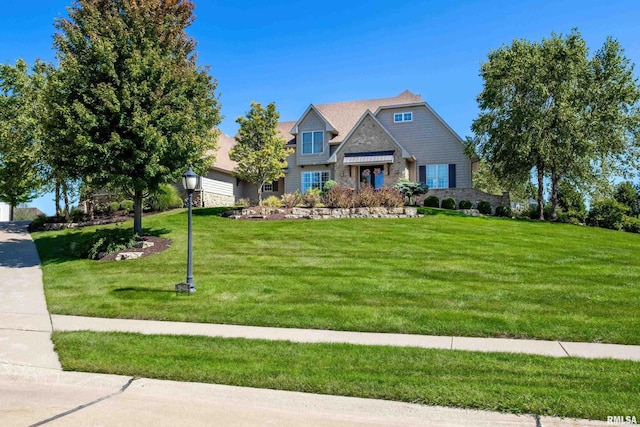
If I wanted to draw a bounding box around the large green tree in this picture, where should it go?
[0,59,47,220]
[471,30,640,220]
[53,0,221,233]
[230,102,293,205]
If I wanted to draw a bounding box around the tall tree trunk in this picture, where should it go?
[9,201,15,221]
[62,181,70,221]
[550,168,559,221]
[536,164,545,220]
[257,183,263,206]
[133,189,143,235]
[55,181,61,217]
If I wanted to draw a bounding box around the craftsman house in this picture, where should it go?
[194,91,500,206]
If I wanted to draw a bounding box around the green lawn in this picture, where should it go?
[34,208,640,344]
[52,331,640,420]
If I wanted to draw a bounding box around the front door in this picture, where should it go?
[360,165,384,189]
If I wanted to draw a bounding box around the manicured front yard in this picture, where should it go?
[52,331,640,420]
[34,208,640,344]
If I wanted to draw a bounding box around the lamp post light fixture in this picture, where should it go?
[182,167,198,293]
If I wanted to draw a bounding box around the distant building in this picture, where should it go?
[0,202,10,222]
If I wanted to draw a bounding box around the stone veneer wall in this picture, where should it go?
[228,206,419,220]
[201,191,235,207]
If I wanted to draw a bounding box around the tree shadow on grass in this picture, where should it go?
[192,207,236,217]
[34,226,173,267]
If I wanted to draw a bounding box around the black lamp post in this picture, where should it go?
[182,168,198,293]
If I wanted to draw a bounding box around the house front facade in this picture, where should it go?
[195,90,483,206]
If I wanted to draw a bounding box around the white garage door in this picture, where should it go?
[201,176,233,197]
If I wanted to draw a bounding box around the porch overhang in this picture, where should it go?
[343,150,395,165]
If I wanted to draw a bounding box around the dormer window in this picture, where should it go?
[394,112,413,123]
[302,131,324,154]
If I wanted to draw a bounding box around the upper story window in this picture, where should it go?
[302,131,324,154]
[394,112,413,123]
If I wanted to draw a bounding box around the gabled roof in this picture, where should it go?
[277,121,297,146]
[287,90,423,144]
[208,131,238,173]
[329,110,415,163]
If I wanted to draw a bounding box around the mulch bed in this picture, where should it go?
[98,235,172,262]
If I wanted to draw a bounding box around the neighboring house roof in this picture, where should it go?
[290,90,424,144]
[277,121,297,146]
[209,131,238,173]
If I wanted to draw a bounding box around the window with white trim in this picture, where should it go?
[302,131,324,154]
[427,164,449,189]
[301,171,329,193]
[393,112,413,123]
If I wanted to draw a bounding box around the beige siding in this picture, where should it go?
[376,106,472,188]
[296,109,331,166]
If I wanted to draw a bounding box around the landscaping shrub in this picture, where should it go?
[236,198,251,208]
[424,195,439,208]
[71,227,139,260]
[323,185,357,208]
[109,201,121,212]
[556,208,586,225]
[377,186,405,208]
[394,179,428,206]
[146,184,182,212]
[302,189,322,208]
[622,216,640,233]
[495,205,513,218]
[358,184,379,207]
[441,197,456,210]
[458,199,472,210]
[28,215,49,232]
[477,200,492,215]
[262,196,282,208]
[587,199,629,230]
[281,191,302,208]
[120,200,134,213]
[323,180,338,194]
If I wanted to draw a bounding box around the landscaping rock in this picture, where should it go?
[115,252,144,261]
[133,241,155,249]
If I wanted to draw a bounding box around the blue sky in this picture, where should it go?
[2,0,639,214]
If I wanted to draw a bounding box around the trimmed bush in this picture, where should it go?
[323,180,338,194]
[477,200,492,215]
[302,189,322,208]
[28,215,49,232]
[495,205,513,218]
[281,191,302,208]
[235,198,251,208]
[358,185,378,207]
[424,195,439,208]
[458,199,472,210]
[109,201,121,212]
[146,184,182,212]
[323,185,357,208]
[120,200,134,213]
[377,186,405,208]
[262,196,282,208]
[441,197,456,210]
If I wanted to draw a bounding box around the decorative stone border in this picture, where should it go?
[226,206,420,220]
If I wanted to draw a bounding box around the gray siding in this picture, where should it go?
[376,106,472,188]
[205,169,245,198]
[296,109,331,166]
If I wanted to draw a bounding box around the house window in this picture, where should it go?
[262,181,278,192]
[426,164,449,189]
[301,171,329,193]
[302,131,324,154]
[393,112,413,123]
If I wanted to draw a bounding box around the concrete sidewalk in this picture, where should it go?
[52,314,640,361]
[0,222,623,426]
